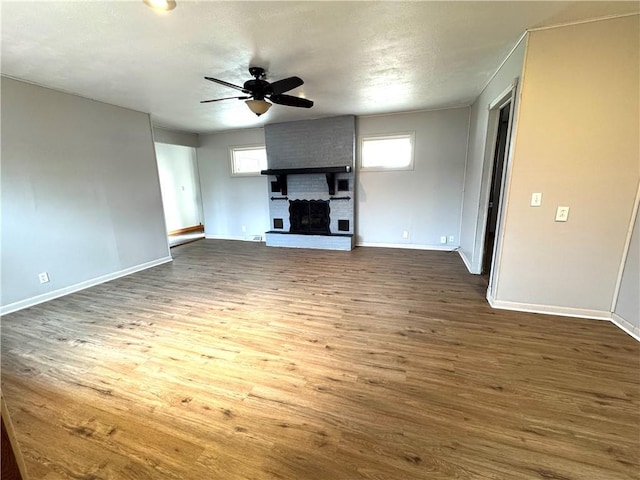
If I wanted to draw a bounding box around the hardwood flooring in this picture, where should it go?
[1,240,638,479]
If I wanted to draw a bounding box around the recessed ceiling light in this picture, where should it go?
[143,0,176,11]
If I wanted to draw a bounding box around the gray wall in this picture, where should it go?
[197,128,270,240]
[614,204,639,336]
[153,126,200,148]
[197,109,469,248]
[1,77,170,309]
[356,109,469,248]
[493,16,639,314]
[459,39,526,273]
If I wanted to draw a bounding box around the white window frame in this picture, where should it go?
[229,145,268,177]
[359,132,415,172]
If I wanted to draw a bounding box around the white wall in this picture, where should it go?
[459,38,526,273]
[492,16,639,316]
[356,109,469,248]
[614,201,639,337]
[1,77,170,312]
[155,143,203,232]
[197,128,270,240]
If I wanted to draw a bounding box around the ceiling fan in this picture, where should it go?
[201,67,314,116]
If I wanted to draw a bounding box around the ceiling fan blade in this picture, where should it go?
[269,94,314,108]
[200,96,251,103]
[269,76,304,95]
[204,76,250,93]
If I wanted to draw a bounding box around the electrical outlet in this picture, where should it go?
[402,230,409,239]
[531,192,542,207]
[440,236,447,244]
[38,272,49,284]
[555,206,570,222]
[448,235,455,243]
[241,225,247,233]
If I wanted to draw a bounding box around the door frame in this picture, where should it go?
[481,100,511,276]
[477,78,520,300]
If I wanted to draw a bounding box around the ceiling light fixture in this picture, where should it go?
[143,0,176,11]
[245,99,272,117]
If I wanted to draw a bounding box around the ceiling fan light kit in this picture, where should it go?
[245,99,272,116]
[143,0,176,12]
[202,66,313,117]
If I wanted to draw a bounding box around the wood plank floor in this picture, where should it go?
[1,240,638,480]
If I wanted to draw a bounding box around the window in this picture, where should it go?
[359,133,415,171]
[230,145,267,176]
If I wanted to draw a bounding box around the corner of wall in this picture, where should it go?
[153,126,200,148]
[611,313,640,342]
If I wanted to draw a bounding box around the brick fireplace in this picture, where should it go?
[262,115,355,251]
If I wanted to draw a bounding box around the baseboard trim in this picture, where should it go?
[611,313,640,341]
[485,295,638,341]
[0,256,173,316]
[168,225,204,236]
[204,234,264,242]
[486,293,611,321]
[356,242,457,252]
[205,237,458,251]
[458,249,474,273]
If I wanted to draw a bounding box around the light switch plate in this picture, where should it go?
[531,192,542,207]
[555,206,569,222]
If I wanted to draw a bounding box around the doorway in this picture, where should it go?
[155,143,205,248]
[482,102,511,276]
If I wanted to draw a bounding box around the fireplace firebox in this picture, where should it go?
[289,200,330,234]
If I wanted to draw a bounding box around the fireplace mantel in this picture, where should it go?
[260,166,351,176]
[261,166,352,196]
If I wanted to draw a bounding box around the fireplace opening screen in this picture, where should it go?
[289,200,330,234]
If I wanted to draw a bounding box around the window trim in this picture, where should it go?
[358,132,415,172]
[229,144,268,177]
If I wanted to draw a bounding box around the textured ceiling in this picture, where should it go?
[2,1,638,133]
